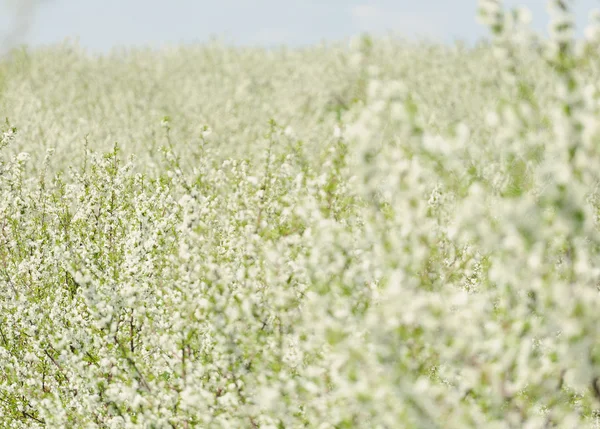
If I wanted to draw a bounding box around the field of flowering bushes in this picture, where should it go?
[2,1,600,427]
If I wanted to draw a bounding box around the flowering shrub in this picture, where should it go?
[2,1,600,427]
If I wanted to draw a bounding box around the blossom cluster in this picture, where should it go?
[1,1,600,427]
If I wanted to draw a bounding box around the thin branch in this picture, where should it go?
[592,376,600,402]
[22,410,45,425]
[43,349,69,383]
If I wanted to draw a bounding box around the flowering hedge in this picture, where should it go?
[1,1,600,427]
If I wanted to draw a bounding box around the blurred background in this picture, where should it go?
[0,0,599,55]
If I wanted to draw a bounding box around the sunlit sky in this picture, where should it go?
[0,0,599,53]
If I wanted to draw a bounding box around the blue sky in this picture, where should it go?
[0,0,599,53]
